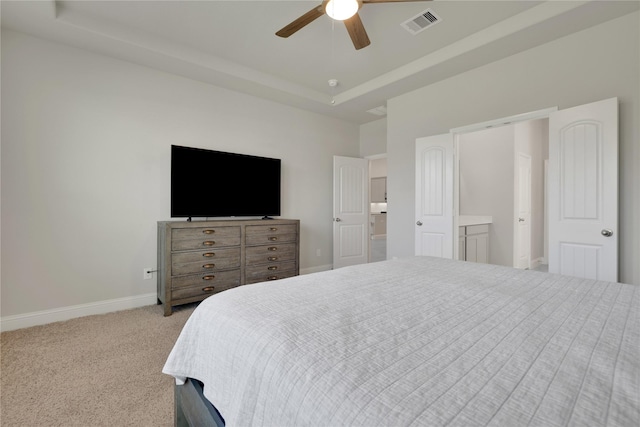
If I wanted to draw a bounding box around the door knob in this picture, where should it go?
[416,221,423,226]
[519,218,525,222]
[334,218,342,222]
[601,229,613,237]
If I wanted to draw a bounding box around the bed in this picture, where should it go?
[163,256,639,427]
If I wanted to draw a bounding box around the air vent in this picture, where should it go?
[401,8,441,35]
[366,105,387,116]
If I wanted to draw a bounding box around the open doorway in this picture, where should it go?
[368,156,387,262]
[332,154,387,269]
[457,119,549,270]
[416,99,618,281]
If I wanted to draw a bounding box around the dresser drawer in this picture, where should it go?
[245,224,297,245]
[172,247,241,276]
[245,243,296,265]
[171,279,239,301]
[172,269,240,291]
[171,226,241,251]
[245,261,297,284]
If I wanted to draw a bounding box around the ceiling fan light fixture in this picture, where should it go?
[325,0,359,21]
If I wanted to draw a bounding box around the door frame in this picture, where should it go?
[514,152,532,269]
[366,153,388,262]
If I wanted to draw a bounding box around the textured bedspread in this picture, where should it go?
[163,256,639,426]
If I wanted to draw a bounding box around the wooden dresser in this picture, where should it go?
[157,219,300,315]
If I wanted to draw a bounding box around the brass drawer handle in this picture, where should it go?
[203,241,216,246]
[268,256,278,261]
[269,237,278,241]
[202,264,215,269]
[267,276,278,280]
[268,247,278,251]
[267,266,278,271]
[202,230,215,234]
[202,286,215,292]
[269,227,278,231]
[203,252,216,257]
[202,275,215,281]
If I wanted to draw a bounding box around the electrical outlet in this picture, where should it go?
[316,249,322,257]
[143,268,153,280]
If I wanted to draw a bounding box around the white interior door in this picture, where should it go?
[515,153,532,269]
[333,156,369,269]
[548,97,618,281]
[415,134,454,258]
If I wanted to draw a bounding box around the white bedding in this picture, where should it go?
[163,256,639,426]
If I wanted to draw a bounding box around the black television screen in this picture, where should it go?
[171,145,281,218]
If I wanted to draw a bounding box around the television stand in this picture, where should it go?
[261,216,275,220]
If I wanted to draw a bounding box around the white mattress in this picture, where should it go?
[163,256,639,426]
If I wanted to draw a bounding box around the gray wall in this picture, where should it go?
[2,10,639,323]
[360,118,387,158]
[1,29,360,317]
[369,158,387,179]
[385,11,639,285]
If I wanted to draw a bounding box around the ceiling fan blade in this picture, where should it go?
[344,13,370,50]
[362,0,431,3]
[276,5,325,38]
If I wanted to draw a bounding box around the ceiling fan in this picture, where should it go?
[276,0,431,50]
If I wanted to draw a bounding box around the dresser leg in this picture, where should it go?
[164,303,173,316]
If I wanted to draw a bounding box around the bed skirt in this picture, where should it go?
[175,378,224,427]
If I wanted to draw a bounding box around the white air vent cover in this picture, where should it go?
[401,8,441,35]
[366,105,387,116]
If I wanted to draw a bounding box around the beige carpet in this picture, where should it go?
[1,302,197,426]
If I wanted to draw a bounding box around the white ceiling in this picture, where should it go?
[2,1,638,124]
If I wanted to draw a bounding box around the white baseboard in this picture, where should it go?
[530,257,546,269]
[2,266,335,332]
[0,293,158,332]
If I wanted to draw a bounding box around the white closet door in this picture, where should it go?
[415,134,454,258]
[548,98,618,281]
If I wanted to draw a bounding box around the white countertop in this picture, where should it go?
[458,215,493,226]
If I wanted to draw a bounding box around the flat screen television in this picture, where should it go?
[171,145,281,219]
